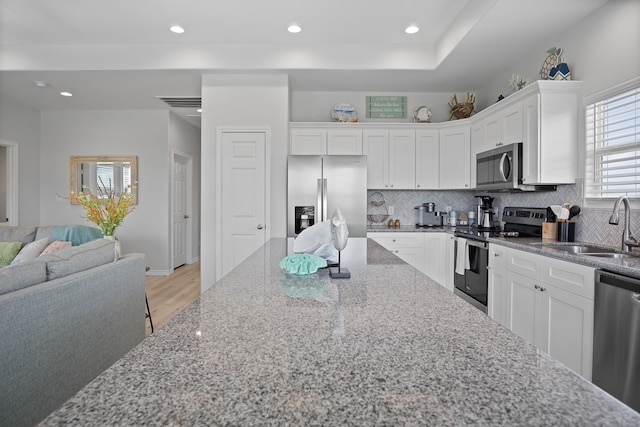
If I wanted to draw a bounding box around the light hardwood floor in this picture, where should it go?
[145,261,200,336]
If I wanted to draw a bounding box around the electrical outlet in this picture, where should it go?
[388,205,394,215]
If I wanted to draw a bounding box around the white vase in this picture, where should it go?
[103,235,122,261]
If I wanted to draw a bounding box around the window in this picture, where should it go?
[585,78,640,203]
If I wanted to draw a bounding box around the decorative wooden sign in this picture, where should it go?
[366,96,407,119]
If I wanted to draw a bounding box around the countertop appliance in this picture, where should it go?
[287,155,367,238]
[415,203,444,227]
[593,270,640,412]
[476,143,556,192]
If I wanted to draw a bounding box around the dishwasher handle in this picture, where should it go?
[596,270,640,294]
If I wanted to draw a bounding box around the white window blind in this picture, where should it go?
[96,162,131,197]
[585,83,640,200]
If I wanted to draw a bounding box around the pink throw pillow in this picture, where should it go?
[40,240,72,256]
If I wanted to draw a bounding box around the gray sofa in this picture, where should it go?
[0,226,147,427]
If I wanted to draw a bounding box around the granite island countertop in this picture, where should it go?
[42,238,640,425]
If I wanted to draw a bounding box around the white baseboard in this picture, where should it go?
[145,269,172,276]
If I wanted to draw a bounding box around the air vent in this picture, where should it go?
[156,96,201,108]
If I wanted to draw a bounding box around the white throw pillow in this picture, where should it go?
[10,237,50,265]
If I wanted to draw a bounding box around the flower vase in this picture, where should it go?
[103,235,121,261]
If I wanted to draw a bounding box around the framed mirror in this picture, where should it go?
[70,156,138,204]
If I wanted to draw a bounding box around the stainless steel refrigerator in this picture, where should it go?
[287,155,367,238]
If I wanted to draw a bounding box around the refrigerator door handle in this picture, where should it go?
[317,179,323,222]
[322,178,328,221]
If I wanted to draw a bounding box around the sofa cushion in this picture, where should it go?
[39,238,115,281]
[0,226,38,244]
[0,242,23,267]
[0,260,47,295]
[10,237,50,265]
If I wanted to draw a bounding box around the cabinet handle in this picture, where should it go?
[494,252,500,257]
[534,284,540,290]
[540,287,546,292]
[486,266,492,270]
[417,184,420,188]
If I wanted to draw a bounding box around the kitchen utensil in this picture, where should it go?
[550,205,563,219]
[569,205,581,220]
[559,207,570,221]
[546,207,557,222]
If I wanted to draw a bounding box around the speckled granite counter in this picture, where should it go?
[42,238,640,426]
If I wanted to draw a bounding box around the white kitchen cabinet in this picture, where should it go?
[363,129,416,190]
[503,247,594,379]
[487,244,508,327]
[482,101,523,152]
[290,128,327,155]
[415,129,439,189]
[439,124,471,189]
[521,81,581,185]
[423,232,447,286]
[368,232,424,273]
[443,233,456,292]
[327,128,363,155]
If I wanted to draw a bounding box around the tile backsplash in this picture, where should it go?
[368,179,640,248]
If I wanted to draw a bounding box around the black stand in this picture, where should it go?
[329,250,350,279]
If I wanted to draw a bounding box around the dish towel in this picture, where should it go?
[455,237,470,275]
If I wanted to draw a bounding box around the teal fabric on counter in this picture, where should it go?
[279,253,327,275]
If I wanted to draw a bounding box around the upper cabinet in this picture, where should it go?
[415,129,439,189]
[290,125,363,155]
[521,82,581,185]
[439,123,471,189]
[363,128,415,189]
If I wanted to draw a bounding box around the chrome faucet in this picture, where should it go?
[608,196,639,252]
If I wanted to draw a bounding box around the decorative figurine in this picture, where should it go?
[448,93,475,120]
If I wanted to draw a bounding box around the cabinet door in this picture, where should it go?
[443,234,456,292]
[388,130,416,189]
[484,114,501,148]
[543,257,595,299]
[424,232,447,286]
[363,129,389,189]
[488,244,508,327]
[415,129,439,189]
[439,126,470,189]
[539,284,594,380]
[470,121,484,188]
[368,232,424,272]
[522,94,541,184]
[501,102,523,145]
[290,128,327,155]
[506,271,538,345]
[327,128,363,155]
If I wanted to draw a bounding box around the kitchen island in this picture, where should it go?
[43,238,639,425]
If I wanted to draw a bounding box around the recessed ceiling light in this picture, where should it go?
[34,81,48,88]
[60,91,73,97]
[288,24,302,34]
[405,25,419,34]
[170,25,185,34]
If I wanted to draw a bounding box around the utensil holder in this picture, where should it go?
[542,222,557,241]
[557,221,575,242]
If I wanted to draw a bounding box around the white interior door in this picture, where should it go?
[172,153,189,268]
[221,131,266,277]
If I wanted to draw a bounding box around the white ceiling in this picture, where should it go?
[0,0,610,127]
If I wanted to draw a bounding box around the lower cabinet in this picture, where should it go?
[503,248,594,380]
[424,232,448,287]
[488,244,508,327]
[368,232,425,273]
[443,234,456,292]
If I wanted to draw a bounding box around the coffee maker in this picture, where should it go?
[475,196,495,229]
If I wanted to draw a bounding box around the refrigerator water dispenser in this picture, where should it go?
[294,206,315,234]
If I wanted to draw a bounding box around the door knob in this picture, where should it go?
[257,224,263,230]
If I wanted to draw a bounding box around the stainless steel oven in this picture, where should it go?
[453,237,489,313]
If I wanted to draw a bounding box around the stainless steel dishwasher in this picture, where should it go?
[593,270,640,412]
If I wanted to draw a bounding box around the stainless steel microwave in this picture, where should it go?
[476,143,523,191]
[476,142,556,192]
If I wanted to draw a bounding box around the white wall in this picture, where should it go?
[169,112,202,262]
[476,0,640,106]
[0,100,41,226]
[291,91,467,124]
[200,74,289,292]
[39,109,173,273]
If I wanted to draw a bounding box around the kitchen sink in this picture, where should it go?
[581,253,636,259]
[535,243,618,254]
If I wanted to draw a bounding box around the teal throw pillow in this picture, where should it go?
[0,241,24,267]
